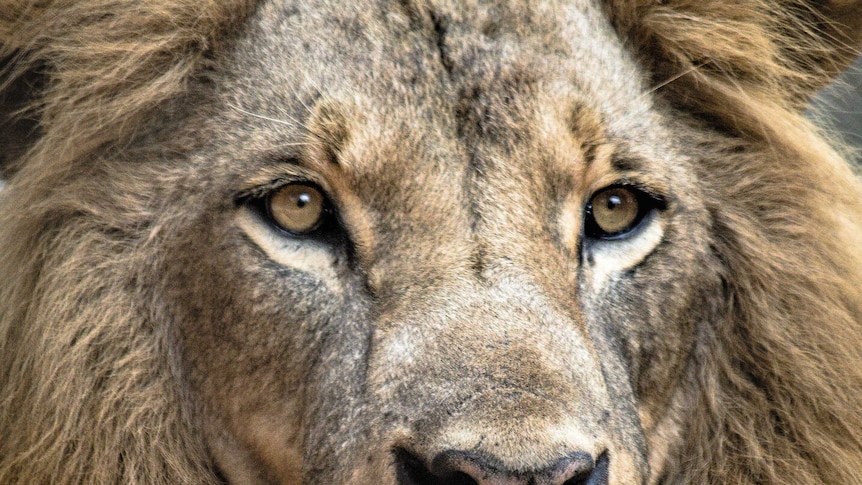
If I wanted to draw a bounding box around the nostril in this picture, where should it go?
[548,452,595,485]
[431,449,600,485]
[394,448,478,485]
[393,448,609,485]
[569,452,609,485]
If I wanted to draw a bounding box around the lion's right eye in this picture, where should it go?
[267,183,327,235]
[584,185,663,240]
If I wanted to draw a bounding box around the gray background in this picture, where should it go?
[810,56,862,165]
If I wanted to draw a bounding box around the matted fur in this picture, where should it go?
[1,1,861,484]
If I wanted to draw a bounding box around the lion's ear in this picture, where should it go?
[609,0,862,105]
[0,55,43,179]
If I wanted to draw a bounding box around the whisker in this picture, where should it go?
[229,104,301,127]
[271,141,313,149]
[645,59,711,96]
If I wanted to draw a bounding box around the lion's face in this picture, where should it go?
[3,0,862,483]
[158,1,719,482]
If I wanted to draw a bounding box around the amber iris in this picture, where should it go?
[589,187,640,236]
[269,183,325,234]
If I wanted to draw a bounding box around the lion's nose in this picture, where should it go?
[395,448,609,485]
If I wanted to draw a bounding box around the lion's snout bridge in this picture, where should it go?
[370,277,636,483]
[395,448,609,485]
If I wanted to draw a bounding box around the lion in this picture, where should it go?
[1,0,861,483]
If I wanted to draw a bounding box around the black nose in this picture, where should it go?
[395,448,609,485]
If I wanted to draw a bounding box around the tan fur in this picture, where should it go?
[1,1,860,484]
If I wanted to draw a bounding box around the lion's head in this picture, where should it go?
[1,1,861,484]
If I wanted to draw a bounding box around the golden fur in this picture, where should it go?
[1,1,861,484]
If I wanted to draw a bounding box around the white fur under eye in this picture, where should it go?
[236,208,343,295]
[584,214,664,292]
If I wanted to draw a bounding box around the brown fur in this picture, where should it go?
[1,1,861,484]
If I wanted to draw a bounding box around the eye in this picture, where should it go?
[267,183,326,235]
[584,186,658,240]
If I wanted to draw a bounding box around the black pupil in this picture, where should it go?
[605,194,622,210]
[296,193,311,208]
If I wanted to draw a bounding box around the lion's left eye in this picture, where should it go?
[267,183,327,235]
[584,186,659,240]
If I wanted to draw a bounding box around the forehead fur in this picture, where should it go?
[3,0,860,173]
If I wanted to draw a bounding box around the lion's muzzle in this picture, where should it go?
[364,274,645,484]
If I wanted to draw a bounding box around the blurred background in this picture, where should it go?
[810,56,862,165]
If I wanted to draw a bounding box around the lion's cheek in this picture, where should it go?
[159,209,354,483]
[204,408,304,484]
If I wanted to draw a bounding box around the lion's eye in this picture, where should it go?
[585,186,654,239]
[268,183,326,234]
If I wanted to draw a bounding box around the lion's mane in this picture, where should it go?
[611,1,862,482]
[0,2,254,483]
